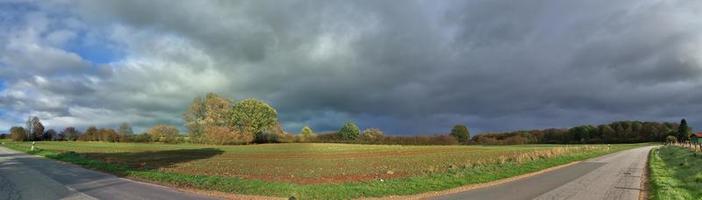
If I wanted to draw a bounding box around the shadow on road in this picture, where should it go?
[0,147,220,200]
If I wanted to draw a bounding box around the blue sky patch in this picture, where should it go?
[65,32,124,64]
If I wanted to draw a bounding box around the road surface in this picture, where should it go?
[434,146,654,200]
[0,146,217,200]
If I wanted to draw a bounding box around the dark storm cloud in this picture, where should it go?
[2,0,702,134]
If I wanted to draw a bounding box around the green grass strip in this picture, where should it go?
[648,146,702,200]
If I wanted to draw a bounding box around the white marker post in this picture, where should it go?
[31,141,36,151]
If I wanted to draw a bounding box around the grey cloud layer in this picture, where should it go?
[1,0,701,134]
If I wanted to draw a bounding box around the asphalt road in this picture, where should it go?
[0,146,217,200]
[434,145,654,200]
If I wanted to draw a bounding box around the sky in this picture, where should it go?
[1,0,702,135]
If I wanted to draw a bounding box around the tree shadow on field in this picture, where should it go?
[71,148,225,172]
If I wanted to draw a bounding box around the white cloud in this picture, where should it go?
[3,0,702,134]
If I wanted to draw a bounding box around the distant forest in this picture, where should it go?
[473,121,684,145]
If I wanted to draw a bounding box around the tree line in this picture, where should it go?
[472,120,690,145]
[2,93,471,145]
[6,92,686,146]
[182,93,469,145]
[4,116,183,143]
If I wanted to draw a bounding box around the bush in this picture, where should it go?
[131,133,152,143]
[312,132,459,145]
[666,135,677,144]
[9,126,27,141]
[204,126,251,145]
[474,135,501,145]
[254,132,281,143]
[503,135,528,145]
[373,135,458,145]
[360,128,384,141]
[147,125,180,143]
[255,123,292,143]
[314,132,343,142]
[338,122,360,140]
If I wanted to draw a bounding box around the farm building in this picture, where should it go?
[691,132,702,144]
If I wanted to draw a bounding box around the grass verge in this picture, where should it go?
[648,145,702,200]
[1,142,647,200]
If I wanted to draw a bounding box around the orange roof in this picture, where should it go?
[693,133,702,138]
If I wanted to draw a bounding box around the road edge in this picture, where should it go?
[639,147,655,200]
[370,146,654,200]
[366,159,584,200]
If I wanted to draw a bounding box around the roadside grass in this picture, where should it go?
[1,141,647,199]
[649,146,702,200]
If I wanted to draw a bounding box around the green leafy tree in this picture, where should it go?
[599,124,615,143]
[337,122,360,140]
[299,126,315,141]
[9,126,27,141]
[450,124,470,143]
[678,118,691,142]
[229,98,278,139]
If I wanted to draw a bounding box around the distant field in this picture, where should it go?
[649,146,702,200]
[1,141,647,199]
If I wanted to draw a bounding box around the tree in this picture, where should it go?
[62,127,80,141]
[361,128,384,141]
[26,117,44,141]
[118,123,134,142]
[299,126,315,141]
[185,93,233,143]
[337,122,360,140]
[678,118,691,143]
[44,129,57,141]
[98,128,118,142]
[183,96,206,143]
[25,117,33,140]
[450,125,470,144]
[147,125,180,143]
[9,126,27,141]
[599,124,615,143]
[229,98,278,138]
[80,126,99,141]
